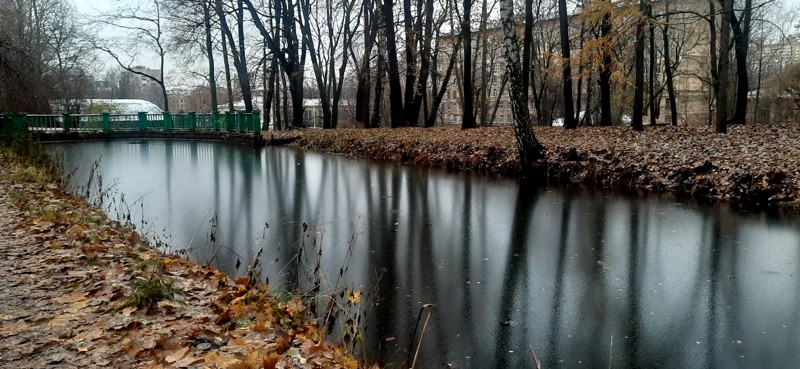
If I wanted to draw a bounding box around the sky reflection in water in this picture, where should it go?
[53,140,800,369]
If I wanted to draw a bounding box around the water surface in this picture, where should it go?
[52,140,800,368]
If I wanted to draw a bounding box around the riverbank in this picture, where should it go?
[0,143,363,368]
[278,125,800,210]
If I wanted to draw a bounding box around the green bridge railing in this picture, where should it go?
[0,111,262,136]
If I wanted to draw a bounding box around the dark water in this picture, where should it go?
[51,140,800,368]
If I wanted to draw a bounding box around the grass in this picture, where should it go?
[1,133,62,184]
[116,274,181,311]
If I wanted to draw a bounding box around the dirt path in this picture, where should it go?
[0,182,98,367]
[0,162,362,368]
[0,191,69,368]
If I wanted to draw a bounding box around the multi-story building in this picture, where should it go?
[434,0,729,126]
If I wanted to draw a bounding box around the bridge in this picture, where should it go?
[0,111,269,146]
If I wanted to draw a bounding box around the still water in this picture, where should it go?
[52,140,800,368]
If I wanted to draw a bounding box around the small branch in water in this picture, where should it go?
[608,335,614,369]
[410,305,434,369]
[406,303,435,369]
[529,345,541,369]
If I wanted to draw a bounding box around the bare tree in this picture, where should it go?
[163,0,221,112]
[461,0,476,129]
[214,0,253,112]
[0,0,92,112]
[353,0,377,127]
[95,0,170,111]
[558,0,577,129]
[244,0,305,128]
[662,0,678,126]
[298,0,360,128]
[425,0,460,127]
[631,0,645,131]
[716,0,732,133]
[382,0,404,127]
[727,0,753,124]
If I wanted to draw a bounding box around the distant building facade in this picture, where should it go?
[434,0,736,126]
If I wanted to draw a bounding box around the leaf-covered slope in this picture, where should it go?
[284,125,800,208]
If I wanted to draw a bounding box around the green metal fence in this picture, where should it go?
[0,113,29,138]
[0,111,261,135]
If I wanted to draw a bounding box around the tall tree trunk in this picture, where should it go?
[522,0,533,97]
[479,0,489,126]
[221,28,235,112]
[662,0,678,126]
[716,0,732,133]
[599,5,612,126]
[631,0,645,131]
[355,0,375,125]
[278,70,286,130]
[330,0,357,129]
[426,37,461,127]
[236,0,252,112]
[263,43,277,130]
[406,0,434,125]
[203,1,218,112]
[243,0,304,127]
[217,0,252,112]
[262,0,281,130]
[753,39,763,123]
[488,74,508,126]
[558,0,576,129]
[461,0,476,129]
[298,0,333,128]
[708,0,719,97]
[402,0,417,125]
[371,54,384,128]
[500,0,544,170]
[648,4,656,126]
[728,0,752,124]
[216,0,252,112]
[288,69,305,128]
[372,4,387,129]
[575,24,585,124]
[383,0,404,127]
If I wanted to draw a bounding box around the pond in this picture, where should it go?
[51,139,800,368]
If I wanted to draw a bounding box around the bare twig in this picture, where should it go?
[529,345,541,369]
[410,305,434,369]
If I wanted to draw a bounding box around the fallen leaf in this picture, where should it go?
[165,346,191,363]
[347,290,361,304]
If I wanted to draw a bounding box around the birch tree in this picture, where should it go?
[499,0,544,170]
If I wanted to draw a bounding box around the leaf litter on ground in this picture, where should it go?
[0,158,367,368]
[279,124,800,210]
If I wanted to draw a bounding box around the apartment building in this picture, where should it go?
[435,0,721,126]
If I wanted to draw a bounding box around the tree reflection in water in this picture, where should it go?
[54,141,800,369]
